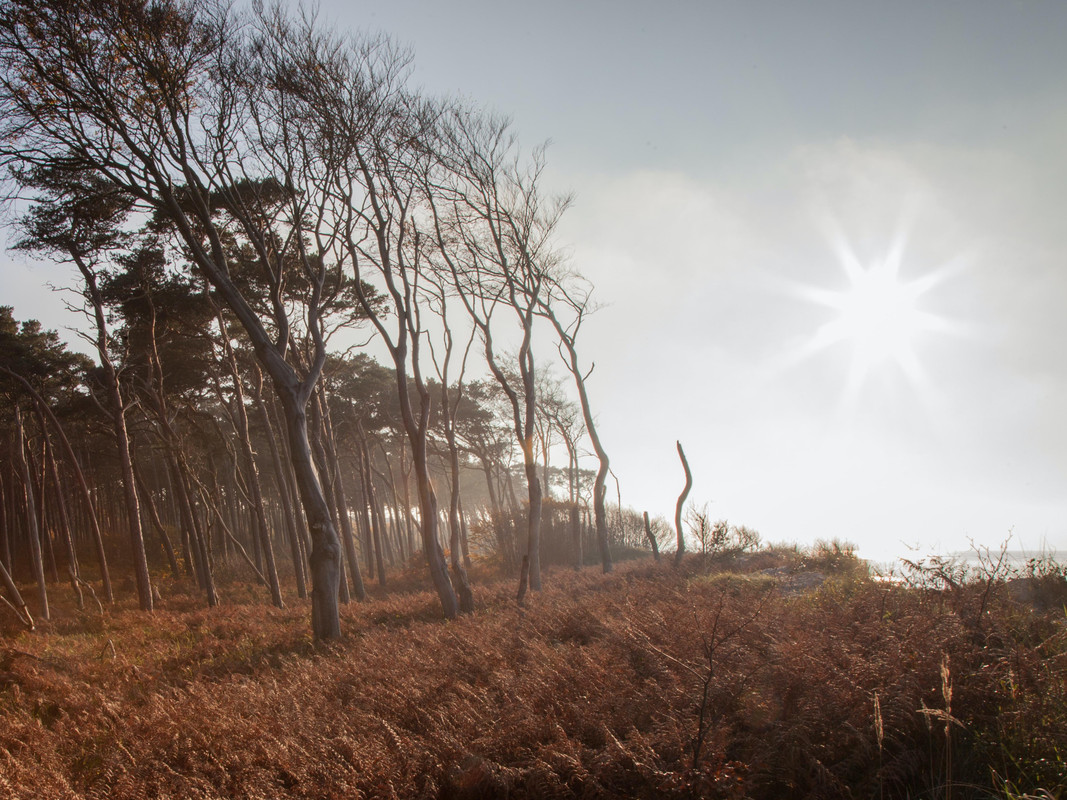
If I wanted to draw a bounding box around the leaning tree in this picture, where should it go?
[15,171,156,612]
[0,0,428,638]
[427,110,572,594]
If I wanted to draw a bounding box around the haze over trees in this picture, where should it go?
[0,0,636,639]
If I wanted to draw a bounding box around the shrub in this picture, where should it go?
[2,547,1064,799]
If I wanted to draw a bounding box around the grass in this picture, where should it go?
[0,546,1064,799]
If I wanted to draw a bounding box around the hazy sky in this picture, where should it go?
[6,1,1067,563]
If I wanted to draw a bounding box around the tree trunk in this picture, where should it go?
[13,405,48,620]
[75,258,153,611]
[394,373,458,618]
[544,311,612,574]
[169,458,194,578]
[32,440,59,585]
[40,420,82,607]
[0,557,33,631]
[675,441,693,567]
[111,390,153,610]
[319,391,366,602]
[359,434,387,587]
[478,452,501,520]
[254,368,307,599]
[477,453,512,571]
[566,442,582,570]
[516,554,530,606]
[0,366,113,602]
[133,461,181,576]
[353,461,374,575]
[276,389,341,640]
[307,397,350,605]
[373,497,389,582]
[447,444,474,614]
[0,473,10,574]
[643,511,661,562]
[270,396,312,586]
[31,440,60,585]
[169,455,217,605]
[458,495,472,571]
[397,446,417,561]
[213,309,283,608]
[521,451,543,591]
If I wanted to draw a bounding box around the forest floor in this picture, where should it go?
[1,547,1065,799]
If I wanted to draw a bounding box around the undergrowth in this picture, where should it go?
[0,546,1064,799]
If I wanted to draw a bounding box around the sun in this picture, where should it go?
[817,256,926,369]
[799,227,948,403]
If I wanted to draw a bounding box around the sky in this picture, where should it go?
[6,1,1067,564]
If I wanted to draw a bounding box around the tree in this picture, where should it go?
[0,0,416,637]
[538,279,613,573]
[1,0,615,625]
[0,307,113,603]
[454,380,519,567]
[321,353,396,584]
[0,557,33,630]
[100,240,218,598]
[288,24,461,618]
[11,403,48,618]
[428,111,571,593]
[643,511,661,562]
[14,171,154,611]
[425,283,477,612]
[209,296,283,607]
[675,441,693,566]
[535,371,586,569]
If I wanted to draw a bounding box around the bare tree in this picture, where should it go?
[425,280,477,612]
[537,279,613,574]
[428,111,571,593]
[675,441,693,566]
[302,43,461,618]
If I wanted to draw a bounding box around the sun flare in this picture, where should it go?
[818,259,925,367]
[799,226,948,403]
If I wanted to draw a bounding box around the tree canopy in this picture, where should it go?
[0,0,625,638]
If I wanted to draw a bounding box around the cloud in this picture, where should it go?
[555,136,1067,557]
